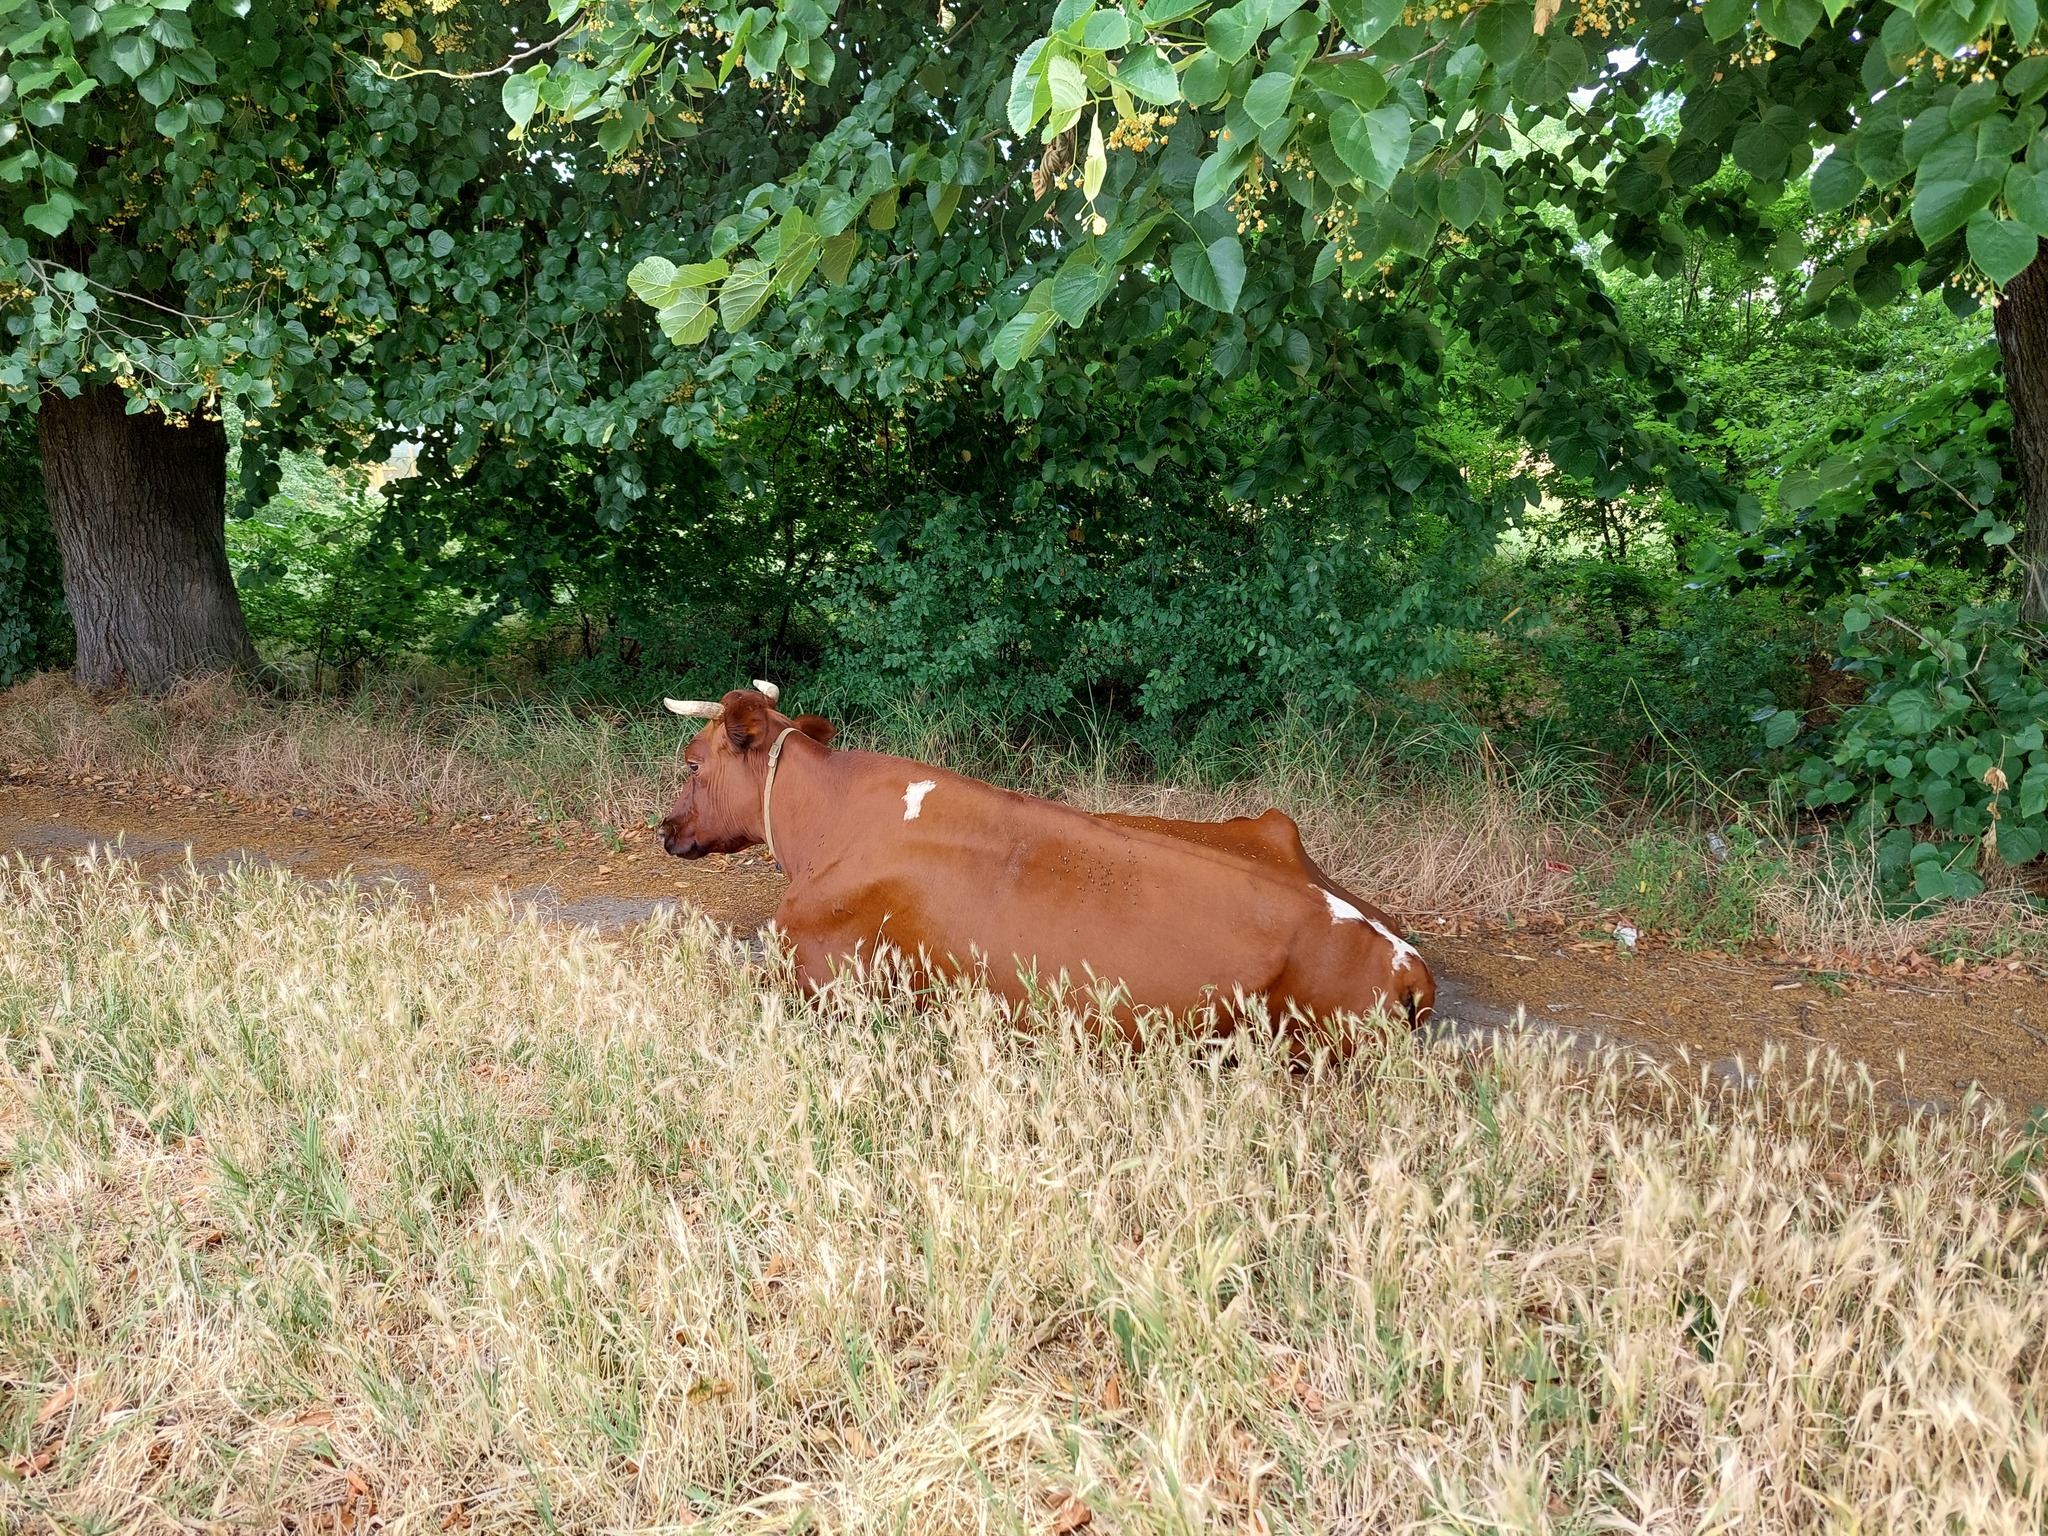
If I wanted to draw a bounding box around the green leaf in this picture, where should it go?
[1328,0,1406,46]
[136,62,177,106]
[1181,49,1230,106]
[2021,762,2048,817]
[719,258,775,330]
[428,229,456,260]
[109,31,154,77]
[1303,56,1387,107]
[502,68,543,130]
[1114,44,1180,106]
[927,179,963,233]
[1763,708,1801,748]
[1733,117,1793,182]
[1329,103,1411,189]
[1887,686,1943,735]
[1997,823,2043,866]
[1192,144,1252,209]
[819,231,859,285]
[1052,255,1110,325]
[1441,167,1488,229]
[22,194,76,236]
[775,209,823,294]
[1842,605,1870,633]
[628,256,680,305]
[1046,53,1086,126]
[993,295,1058,369]
[1916,0,1994,55]
[1244,67,1296,129]
[1008,38,1049,136]
[1998,164,2048,236]
[148,8,194,47]
[656,287,716,345]
[1911,176,1996,243]
[1082,9,1130,47]
[1475,1,1534,65]
[1912,861,1953,900]
[1702,0,1748,38]
[1757,0,1822,43]
[1809,149,1865,212]
[1170,233,1246,311]
[1141,0,1208,20]
[1206,0,1264,63]
[868,186,899,229]
[1968,209,2039,285]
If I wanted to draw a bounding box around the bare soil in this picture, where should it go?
[5,771,2047,1117]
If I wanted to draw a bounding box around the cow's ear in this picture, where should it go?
[722,691,772,753]
[792,713,836,747]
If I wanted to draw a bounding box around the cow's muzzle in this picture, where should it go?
[657,819,705,858]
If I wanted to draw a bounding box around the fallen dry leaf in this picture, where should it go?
[1099,1373,1121,1410]
[1051,1494,1093,1534]
[33,1379,78,1427]
[441,1500,471,1531]
[13,1444,59,1477]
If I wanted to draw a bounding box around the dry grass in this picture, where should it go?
[4,857,2048,1532]
[0,672,691,832]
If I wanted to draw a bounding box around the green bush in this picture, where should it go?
[1765,600,2048,902]
[818,464,1492,755]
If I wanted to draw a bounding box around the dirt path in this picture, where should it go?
[6,773,2047,1116]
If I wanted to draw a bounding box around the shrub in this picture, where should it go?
[1764,599,2048,902]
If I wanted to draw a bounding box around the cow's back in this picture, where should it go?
[773,753,1426,1039]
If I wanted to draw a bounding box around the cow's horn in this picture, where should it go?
[751,678,781,702]
[663,698,725,719]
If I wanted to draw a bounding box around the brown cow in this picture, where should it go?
[656,686,1433,1050]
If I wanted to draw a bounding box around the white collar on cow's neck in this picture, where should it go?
[761,725,802,868]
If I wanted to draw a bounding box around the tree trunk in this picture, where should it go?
[1994,243,2048,625]
[38,384,257,692]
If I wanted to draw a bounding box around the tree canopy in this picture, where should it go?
[505,0,2047,586]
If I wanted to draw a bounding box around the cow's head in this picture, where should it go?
[656,681,836,858]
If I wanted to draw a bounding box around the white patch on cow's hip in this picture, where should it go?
[1321,888,1424,968]
[903,779,937,820]
[1368,916,1424,969]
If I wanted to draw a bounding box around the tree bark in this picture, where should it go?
[1994,243,2048,625]
[38,384,257,692]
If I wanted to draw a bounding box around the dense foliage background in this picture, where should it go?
[198,220,2000,785]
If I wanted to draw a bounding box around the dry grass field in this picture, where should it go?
[3,856,2047,1533]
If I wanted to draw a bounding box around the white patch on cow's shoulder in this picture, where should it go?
[903,779,937,820]
[1322,888,1366,924]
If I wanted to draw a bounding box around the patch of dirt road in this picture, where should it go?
[5,772,2046,1117]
